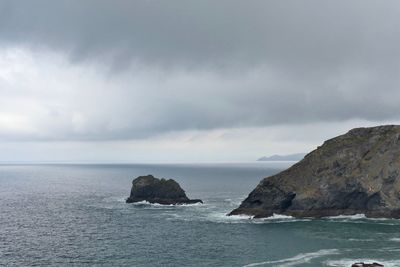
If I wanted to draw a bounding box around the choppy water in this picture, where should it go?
[1,163,400,266]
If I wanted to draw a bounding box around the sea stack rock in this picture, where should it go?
[230,125,400,218]
[126,175,203,205]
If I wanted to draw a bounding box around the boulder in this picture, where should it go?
[230,125,400,218]
[126,175,203,205]
[351,262,383,267]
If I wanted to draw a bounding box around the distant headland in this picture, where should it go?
[257,153,306,162]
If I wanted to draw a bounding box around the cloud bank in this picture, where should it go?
[1,1,400,160]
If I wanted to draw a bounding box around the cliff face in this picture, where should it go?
[230,125,400,218]
[126,175,202,205]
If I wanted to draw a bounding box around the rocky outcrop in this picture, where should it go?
[351,262,383,267]
[126,175,202,205]
[230,125,400,218]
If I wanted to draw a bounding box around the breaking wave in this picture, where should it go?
[130,200,204,207]
[242,249,339,267]
[326,214,366,219]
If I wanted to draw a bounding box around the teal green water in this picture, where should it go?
[1,163,399,266]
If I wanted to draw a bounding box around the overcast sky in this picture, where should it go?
[1,0,400,162]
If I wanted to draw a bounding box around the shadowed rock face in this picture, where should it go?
[126,175,202,205]
[230,125,400,218]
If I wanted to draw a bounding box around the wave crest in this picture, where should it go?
[242,249,339,267]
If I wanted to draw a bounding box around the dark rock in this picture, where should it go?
[230,125,400,218]
[351,262,384,267]
[126,175,203,205]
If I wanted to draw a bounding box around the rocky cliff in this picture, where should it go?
[126,175,202,205]
[230,125,400,218]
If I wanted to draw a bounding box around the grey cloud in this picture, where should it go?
[1,1,400,141]
[1,0,400,70]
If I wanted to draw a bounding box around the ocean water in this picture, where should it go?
[1,163,400,267]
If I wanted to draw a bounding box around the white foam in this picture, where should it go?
[208,213,255,223]
[263,213,295,220]
[324,214,400,224]
[243,249,339,267]
[131,200,170,206]
[257,214,311,224]
[181,202,204,207]
[202,212,314,224]
[130,200,203,207]
[326,214,366,219]
[390,237,400,242]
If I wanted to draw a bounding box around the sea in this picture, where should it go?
[1,162,400,267]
